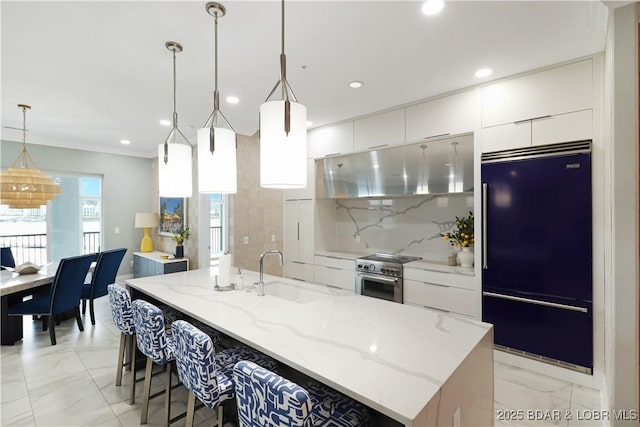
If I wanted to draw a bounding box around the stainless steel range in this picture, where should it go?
[355,253,421,303]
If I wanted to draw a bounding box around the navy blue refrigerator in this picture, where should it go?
[481,141,592,373]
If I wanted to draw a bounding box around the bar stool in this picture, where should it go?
[171,320,235,427]
[132,299,177,426]
[107,284,138,404]
[233,360,370,427]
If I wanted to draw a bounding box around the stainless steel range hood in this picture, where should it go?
[316,133,473,199]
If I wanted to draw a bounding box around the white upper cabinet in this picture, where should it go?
[531,109,593,146]
[405,90,475,142]
[354,109,405,152]
[481,59,593,128]
[307,122,354,159]
[284,158,315,200]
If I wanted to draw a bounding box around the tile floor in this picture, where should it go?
[1,295,603,427]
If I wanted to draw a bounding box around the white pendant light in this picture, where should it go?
[158,41,193,198]
[197,2,237,194]
[259,0,307,189]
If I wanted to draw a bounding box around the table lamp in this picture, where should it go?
[135,212,159,252]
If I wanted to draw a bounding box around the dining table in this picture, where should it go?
[0,262,59,345]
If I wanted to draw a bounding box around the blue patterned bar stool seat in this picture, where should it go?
[171,320,235,427]
[215,345,278,375]
[132,299,177,426]
[233,360,370,427]
[107,284,138,404]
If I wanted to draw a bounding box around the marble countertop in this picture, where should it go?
[314,250,368,260]
[126,267,491,425]
[405,259,475,276]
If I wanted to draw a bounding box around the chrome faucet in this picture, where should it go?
[256,250,284,296]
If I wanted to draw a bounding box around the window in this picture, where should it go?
[209,194,225,257]
[0,174,102,264]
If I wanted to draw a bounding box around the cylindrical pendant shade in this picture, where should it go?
[158,143,193,197]
[196,127,237,194]
[259,100,307,189]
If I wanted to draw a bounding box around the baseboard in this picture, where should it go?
[494,349,597,388]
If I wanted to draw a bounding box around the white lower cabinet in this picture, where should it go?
[404,279,476,317]
[403,266,476,317]
[284,260,314,282]
[314,255,355,292]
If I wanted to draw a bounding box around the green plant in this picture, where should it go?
[172,227,190,245]
[442,212,474,248]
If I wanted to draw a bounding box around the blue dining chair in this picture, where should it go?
[1,247,16,269]
[8,253,95,345]
[81,248,127,325]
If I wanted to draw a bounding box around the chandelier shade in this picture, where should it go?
[260,100,307,188]
[197,127,237,193]
[197,2,238,194]
[0,104,62,209]
[158,143,192,197]
[259,0,308,189]
[158,41,193,198]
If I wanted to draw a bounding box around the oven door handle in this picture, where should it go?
[358,273,399,284]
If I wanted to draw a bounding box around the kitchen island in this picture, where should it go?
[126,267,494,426]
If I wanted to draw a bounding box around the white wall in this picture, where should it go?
[603,3,639,421]
[1,140,155,276]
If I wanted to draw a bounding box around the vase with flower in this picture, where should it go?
[442,211,475,267]
[172,227,190,259]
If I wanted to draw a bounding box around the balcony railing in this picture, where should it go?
[0,232,100,265]
[210,226,222,254]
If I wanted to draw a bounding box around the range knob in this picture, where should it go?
[368,264,375,271]
[357,264,363,269]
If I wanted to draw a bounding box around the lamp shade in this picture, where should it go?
[158,143,193,197]
[135,212,159,228]
[259,100,307,189]
[197,127,237,194]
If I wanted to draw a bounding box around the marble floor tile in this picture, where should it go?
[1,297,606,427]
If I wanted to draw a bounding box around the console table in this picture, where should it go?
[133,251,189,278]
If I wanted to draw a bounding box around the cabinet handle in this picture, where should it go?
[482,183,488,270]
[291,261,305,265]
[367,144,388,150]
[324,152,341,157]
[513,115,552,125]
[530,115,552,121]
[423,282,450,288]
[423,133,450,140]
[483,291,588,313]
[297,222,300,241]
[326,266,342,271]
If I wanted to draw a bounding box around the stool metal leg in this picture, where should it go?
[140,357,154,425]
[115,333,126,386]
[164,362,172,427]
[129,334,137,405]
[185,392,196,427]
[217,405,223,427]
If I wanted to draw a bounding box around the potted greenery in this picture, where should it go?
[441,212,475,267]
[172,227,190,259]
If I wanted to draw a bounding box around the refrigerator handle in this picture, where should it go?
[482,183,488,270]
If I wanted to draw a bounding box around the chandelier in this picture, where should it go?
[0,104,62,209]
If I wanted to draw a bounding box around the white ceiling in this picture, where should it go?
[1,1,608,159]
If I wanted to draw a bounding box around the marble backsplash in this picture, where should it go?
[331,193,474,261]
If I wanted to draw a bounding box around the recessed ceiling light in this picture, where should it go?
[159,119,171,126]
[421,0,444,16]
[120,139,131,145]
[306,120,313,127]
[226,95,239,104]
[349,81,363,89]
[475,68,493,78]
